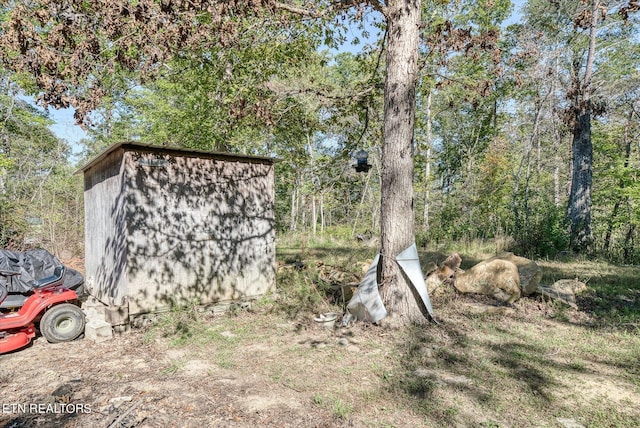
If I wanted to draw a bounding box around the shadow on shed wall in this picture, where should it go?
[84,147,275,318]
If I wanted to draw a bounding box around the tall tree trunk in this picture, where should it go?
[320,193,325,234]
[301,193,306,230]
[552,55,562,208]
[423,90,432,231]
[311,195,317,236]
[513,96,545,236]
[568,109,594,251]
[290,177,298,231]
[553,126,562,208]
[379,0,426,326]
[567,0,598,252]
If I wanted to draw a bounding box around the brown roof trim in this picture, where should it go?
[75,141,279,174]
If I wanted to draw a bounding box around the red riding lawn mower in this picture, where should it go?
[0,250,85,355]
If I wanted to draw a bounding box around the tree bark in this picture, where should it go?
[378,0,426,326]
[568,109,593,251]
[567,0,599,252]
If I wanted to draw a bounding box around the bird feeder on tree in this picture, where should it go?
[353,149,372,173]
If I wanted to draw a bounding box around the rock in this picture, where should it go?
[424,253,462,294]
[555,278,588,294]
[81,296,108,321]
[424,272,441,294]
[52,383,73,403]
[463,303,516,316]
[538,279,587,309]
[84,318,113,343]
[490,252,542,295]
[454,259,521,303]
[417,345,434,359]
[556,417,585,428]
[109,396,133,406]
[441,374,473,386]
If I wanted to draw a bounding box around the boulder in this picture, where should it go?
[454,259,521,303]
[538,279,587,309]
[490,252,542,295]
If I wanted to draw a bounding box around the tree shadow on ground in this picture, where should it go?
[539,260,640,331]
[386,313,638,426]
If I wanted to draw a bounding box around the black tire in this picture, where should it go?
[40,303,85,343]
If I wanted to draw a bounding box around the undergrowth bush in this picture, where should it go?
[513,204,570,258]
[271,264,332,319]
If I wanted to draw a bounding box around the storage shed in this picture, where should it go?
[79,142,276,325]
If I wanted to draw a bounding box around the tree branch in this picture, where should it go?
[367,0,388,16]
[274,1,387,19]
[273,2,324,18]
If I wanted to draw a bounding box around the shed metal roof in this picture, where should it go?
[76,141,278,174]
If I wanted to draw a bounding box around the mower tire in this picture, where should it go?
[40,303,85,343]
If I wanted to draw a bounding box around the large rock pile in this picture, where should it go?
[425,252,585,308]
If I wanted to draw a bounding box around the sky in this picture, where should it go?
[45,0,526,151]
[48,107,87,151]
[17,94,87,159]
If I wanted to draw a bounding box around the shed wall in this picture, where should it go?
[83,148,128,307]
[123,151,275,315]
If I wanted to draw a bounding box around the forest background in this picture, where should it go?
[1,0,639,264]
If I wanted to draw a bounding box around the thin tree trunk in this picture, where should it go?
[513,95,545,235]
[301,194,306,231]
[553,126,562,208]
[423,90,432,231]
[311,195,317,236]
[352,171,372,236]
[552,54,562,208]
[379,0,426,326]
[290,179,298,231]
[320,193,325,234]
[623,224,636,264]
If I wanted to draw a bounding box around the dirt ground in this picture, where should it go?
[0,317,367,428]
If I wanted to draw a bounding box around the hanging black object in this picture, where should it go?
[353,149,371,173]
